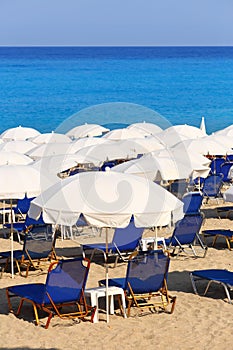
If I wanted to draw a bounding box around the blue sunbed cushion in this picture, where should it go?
[203,229,233,237]
[0,250,25,259]
[8,283,46,304]
[82,243,116,252]
[192,269,233,285]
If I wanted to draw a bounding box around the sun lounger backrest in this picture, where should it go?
[170,214,203,246]
[23,224,54,259]
[14,196,35,215]
[210,158,225,174]
[112,221,144,251]
[125,250,169,294]
[220,162,233,182]
[202,174,223,197]
[24,213,45,227]
[44,258,90,304]
[182,191,203,215]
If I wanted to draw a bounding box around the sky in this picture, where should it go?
[0,0,233,46]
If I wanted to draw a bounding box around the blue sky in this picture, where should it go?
[0,0,233,46]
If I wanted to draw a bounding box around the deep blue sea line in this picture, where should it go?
[0,46,233,134]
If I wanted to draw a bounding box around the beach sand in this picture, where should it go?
[1,200,233,350]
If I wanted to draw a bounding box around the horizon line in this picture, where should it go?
[0,44,233,48]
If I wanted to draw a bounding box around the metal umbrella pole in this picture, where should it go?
[10,199,14,278]
[105,227,109,323]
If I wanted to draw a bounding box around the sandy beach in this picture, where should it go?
[0,199,233,350]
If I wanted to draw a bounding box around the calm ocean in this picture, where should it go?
[0,46,233,134]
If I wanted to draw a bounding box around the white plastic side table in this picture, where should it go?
[140,237,166,251]
[85,286,126,323]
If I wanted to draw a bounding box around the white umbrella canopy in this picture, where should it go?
[206,134,233,149]
[0,140,37,154]
[26,143,72,159]
[31,132,71,144]
[126,137,165,153]
[127,122,163,136]
[112,148,210,181]
[163,124,207,138]
[172,138,231,156]
[111,155,194,182]
[154,131,189,147]
[1,126,41,141]
[113,139,164,156]
[27,140,113,160]
[146,149,211,177]
[215,124,233,137]
[147,148,211,167]
[29,171,184,229]
[0,164,59,199]
[0,164,60,277]
[32,154,95,175]
[74,142,138,167]
[66,124,109,138]
[102,128,144,140]
[0,151,33,165]
[68,137,113,153]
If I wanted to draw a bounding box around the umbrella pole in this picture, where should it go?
[154,226,158,250]
[105,227,109,323]
[10,199,14,278]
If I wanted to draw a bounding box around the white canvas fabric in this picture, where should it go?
[29,171,184,228]
[1,126,40,141]
[0,140,36,154]
[0,151,33,165]
[127,122,163,136]
[66,124,109,138]
[32,132,71,144]
[0,164,59,199]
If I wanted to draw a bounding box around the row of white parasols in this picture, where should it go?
[2,122,233,322]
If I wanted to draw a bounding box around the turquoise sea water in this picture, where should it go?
[0,46,233,134]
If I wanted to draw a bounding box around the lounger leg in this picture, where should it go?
[203,280,213,296]
[222,283,232,304]
[225,238,232,251]
[189,273,199,294]
[45,312,54,329]
[212,236,218,248]
[170,296,176,314]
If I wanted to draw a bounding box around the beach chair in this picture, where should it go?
[3,213,45,243]
[202,229,233,250]
[182,191,203,215]
[201,174,223,203]
[190,269,233,303]
[99,250,176,316]
[6,257,94,328]
[164,214,207,258]
[82,220,144,266]
[219,162,233,184]
[216,205,233,219]
[13,196,35,221]
[189,176,205,191]
[226,154,233,162]
[170,179,189,199]
[210,157,225,175]
[0,224,57,277]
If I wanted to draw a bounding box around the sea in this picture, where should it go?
[0,46,233,135]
